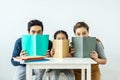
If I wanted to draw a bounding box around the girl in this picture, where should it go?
[50,30,75,80]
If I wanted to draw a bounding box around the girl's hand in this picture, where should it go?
[50,48,55,57]
[90,51,98,59]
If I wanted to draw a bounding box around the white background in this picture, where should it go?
[0,0,120,80]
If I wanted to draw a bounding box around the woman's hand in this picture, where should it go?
[90,51,106,64]
[69,46,75,57]
[90,51,98,59]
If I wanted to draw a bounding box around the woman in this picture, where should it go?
[73,22,107,80]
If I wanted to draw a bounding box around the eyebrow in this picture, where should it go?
[32,30,41,32]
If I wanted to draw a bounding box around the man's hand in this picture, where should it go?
[46,50,51,57]
[20,50,28,57]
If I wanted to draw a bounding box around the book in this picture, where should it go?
[14,56,45,60]
[13,57,49,63]
[22,59,49,63]
[53,40,69,58]
[72,37,96,58]
[22,34,49,56]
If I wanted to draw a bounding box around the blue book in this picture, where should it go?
[72,37,96,58]
[22,34,49,56]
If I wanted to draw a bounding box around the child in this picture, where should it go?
[50,30,75,80]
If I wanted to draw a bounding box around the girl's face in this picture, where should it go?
[56,33,67,40]
[75,27,89,37]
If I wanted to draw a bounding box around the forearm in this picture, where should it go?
[93,58,107,64]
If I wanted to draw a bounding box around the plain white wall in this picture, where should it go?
[0,0,120,80]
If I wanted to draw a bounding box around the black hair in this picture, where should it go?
[54,30,68,39]
[28,19,43,32]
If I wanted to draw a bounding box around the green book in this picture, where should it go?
[72,37,96,58]
[22,34,49,56]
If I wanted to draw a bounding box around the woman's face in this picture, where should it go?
[56,33,67,40]
[75,27,89,37]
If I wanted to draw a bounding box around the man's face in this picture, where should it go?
[28,25,43,35]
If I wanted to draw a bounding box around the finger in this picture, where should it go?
[20,50,28,57]
[50,49,55,56]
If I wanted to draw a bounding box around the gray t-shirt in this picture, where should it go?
[96,41,106,59]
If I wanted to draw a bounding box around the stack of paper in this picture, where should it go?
[13,56,49,63]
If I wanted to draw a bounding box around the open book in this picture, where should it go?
[53,40,69,58]
[72,37,96,58]
[22,34,49,56]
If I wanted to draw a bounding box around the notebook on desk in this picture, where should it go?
[13,56,49,63]
[15,56,45,60]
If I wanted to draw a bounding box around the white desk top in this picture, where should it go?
[23,58,96,65]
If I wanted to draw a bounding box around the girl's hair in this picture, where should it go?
[54,30,68,39]
[73,22,89,33]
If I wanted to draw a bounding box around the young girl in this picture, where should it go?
[50,30,75,80]
[73,22,107,80]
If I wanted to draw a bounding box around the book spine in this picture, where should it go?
[33,35,36,56]
[81,38,83,58]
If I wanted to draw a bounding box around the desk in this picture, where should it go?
[23,58,96,80]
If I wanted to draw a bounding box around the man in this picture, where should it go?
[11,19,52,80]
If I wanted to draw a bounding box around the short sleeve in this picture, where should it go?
[96,41,106,59]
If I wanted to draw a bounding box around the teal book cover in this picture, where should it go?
[72,37,96,58]
[22,34,49,56]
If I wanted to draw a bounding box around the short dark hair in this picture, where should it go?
[73,22,89,33]
[54,30,68,39]
[28,19,43,32]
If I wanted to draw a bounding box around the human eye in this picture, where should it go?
[83,32,86,35]
[77,33,80,36]
[32,31,35,34]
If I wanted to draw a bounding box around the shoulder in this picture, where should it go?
[15,37,21,45]
[96,38,101,42]
[96,38,104,48]
[16,37,21,42]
